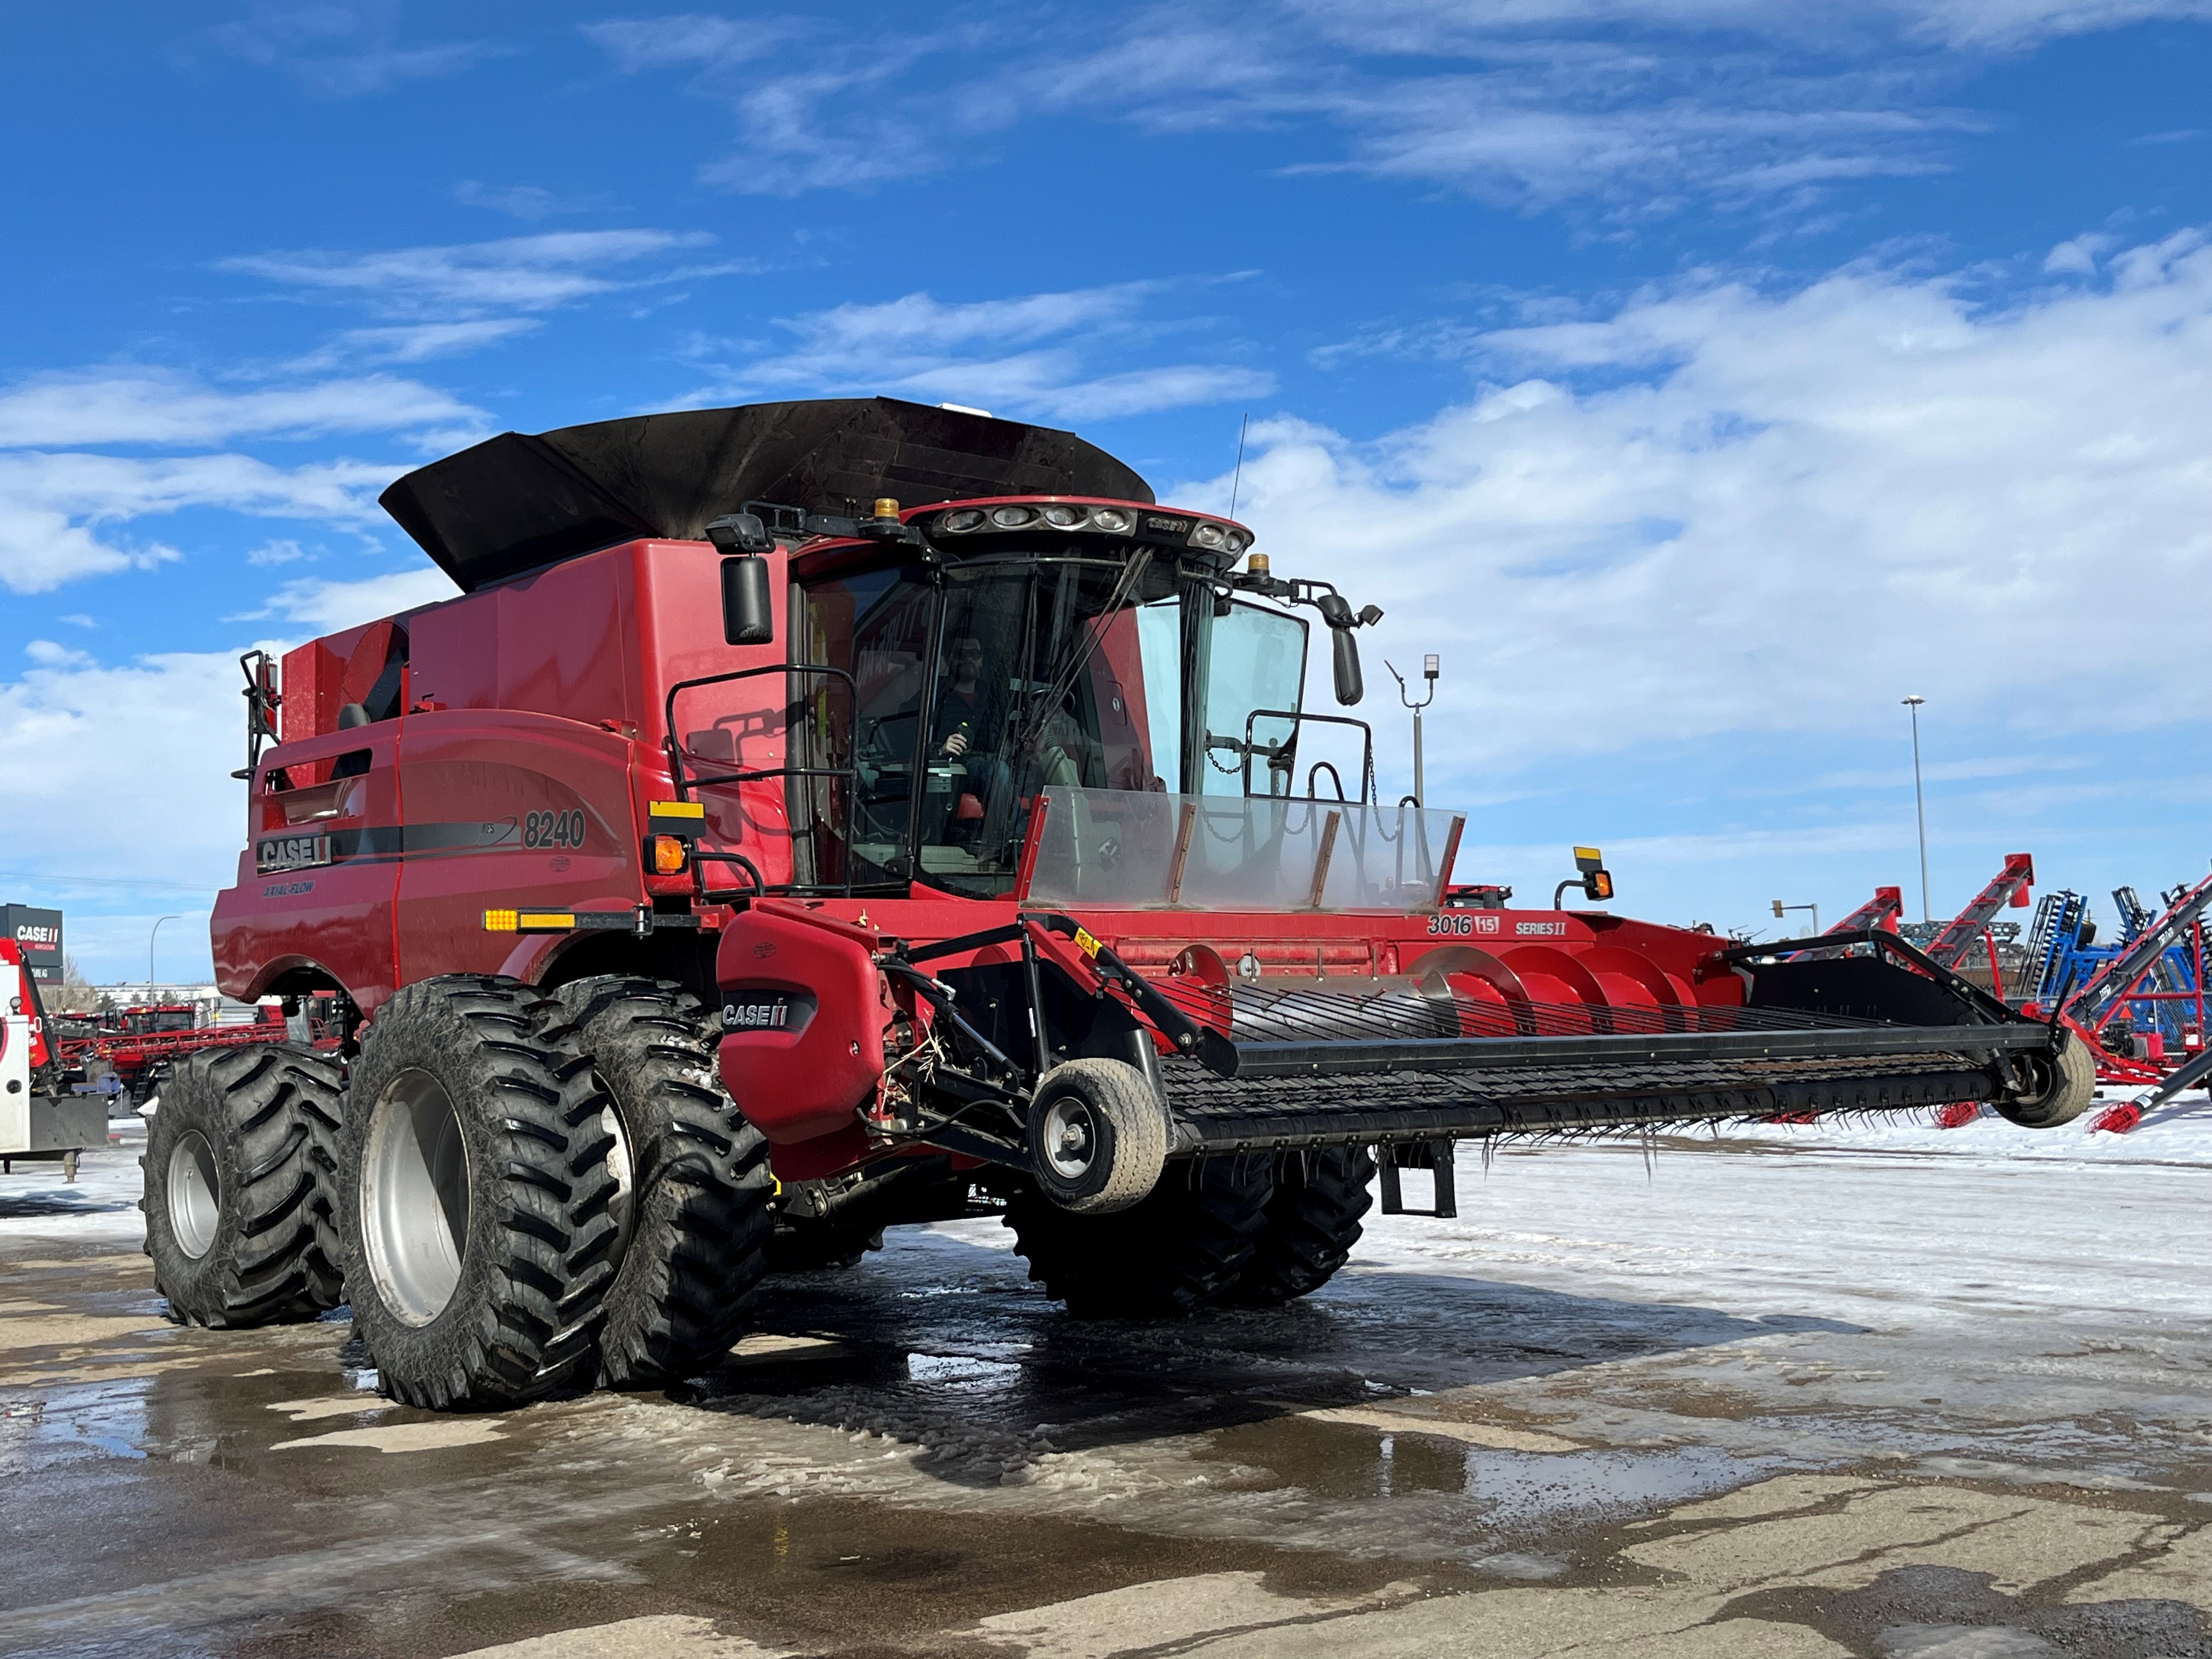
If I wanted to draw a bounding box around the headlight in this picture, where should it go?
[990,505,1038,529]
[1189,522,1227,550]
[1224,529,1250,554]
[1091,507,1133,533]
[939,508,985,533]
[1042,503,1087,528]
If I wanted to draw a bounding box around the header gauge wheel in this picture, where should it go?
[1024,1058,1167,1216]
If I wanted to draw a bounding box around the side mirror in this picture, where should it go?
[1330,625,1364,706]
[720,556,774,646]
[1312,591,1367,706]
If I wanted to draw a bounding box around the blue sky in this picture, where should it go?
[4,1,2211,981]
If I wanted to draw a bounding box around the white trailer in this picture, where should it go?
[2,938,104,1180]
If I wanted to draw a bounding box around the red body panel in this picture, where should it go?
[214,539,789,1011]
[714,901,894,1146]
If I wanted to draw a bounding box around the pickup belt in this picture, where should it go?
[1160,1051,2003,1154]
[1221,1021,2050,1078]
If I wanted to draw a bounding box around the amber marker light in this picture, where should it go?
[649,834,690,875]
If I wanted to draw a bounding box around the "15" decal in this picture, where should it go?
[523,809,588,849]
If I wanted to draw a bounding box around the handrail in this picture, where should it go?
[662,661,861,898]
[1235,707,1375,802]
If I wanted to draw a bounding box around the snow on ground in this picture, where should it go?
[0,1119,144,1246]
[1716,1088,2212,1165]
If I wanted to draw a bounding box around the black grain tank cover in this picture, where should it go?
[377,397,1155,593]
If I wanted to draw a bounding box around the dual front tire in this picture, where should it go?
[143,1045,346,1327]
[142,974,775,1410]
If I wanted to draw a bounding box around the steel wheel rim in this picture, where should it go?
[361,1068,471,1327]
[166,1130,220,1260]
[1041,1095,1098,1182]
[601,1101,635,1256]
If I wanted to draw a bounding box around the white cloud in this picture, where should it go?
[0,450,394,593]
[453,181,603,220]
[245,538,311,566]
[215,3,513,98]
[583,13,799,70]
[1182,227,2212,777]
[260,567,458,631]
[1286,0,2212,50]
[304,320,543,366]
[584,16,936,195]
[221,230,732,318]
[23,639,94,669]
[687,284,1273,421]
[0,368,483,448]
[0,647,254,892]
[586,1,2211,213]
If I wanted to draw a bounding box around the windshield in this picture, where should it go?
[792,550,1307,896]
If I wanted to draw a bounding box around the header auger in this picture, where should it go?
[140,395,2091,1410]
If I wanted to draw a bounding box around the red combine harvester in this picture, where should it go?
[143,399,2094,1409]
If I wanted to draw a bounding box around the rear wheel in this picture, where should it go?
[142,1045,345,1327]
[338,976,619,1410]
[1224,1146,1375,1307]
[1003,1155,1274,1318]
[556,977,775,1388]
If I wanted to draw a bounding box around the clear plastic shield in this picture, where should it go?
[1023,787,1464,913]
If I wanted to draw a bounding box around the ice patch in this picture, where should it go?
[1879,1626,2056,1658]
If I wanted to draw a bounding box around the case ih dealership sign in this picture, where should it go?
[2,905,63,986]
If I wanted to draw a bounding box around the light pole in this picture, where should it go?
[1386,654,1440,806]
[1771,899,1820,937]
[148,915,180,991]
[1902,695,1929,922]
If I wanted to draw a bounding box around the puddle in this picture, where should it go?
[906,1353,1023,1386]
[1465,1444,1767,1528]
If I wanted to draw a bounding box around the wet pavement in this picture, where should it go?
[5,1123,2212,1657]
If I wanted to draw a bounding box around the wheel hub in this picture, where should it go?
[361,1068,471,1327]
[1041,1096,1097,1181]
[166,1129,220,1260]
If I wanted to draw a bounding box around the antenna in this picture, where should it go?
[1227,413,1249,520]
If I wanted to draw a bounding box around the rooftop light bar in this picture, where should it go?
[929,501,1252,558]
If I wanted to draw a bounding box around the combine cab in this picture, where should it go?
[152,398,2094,1409]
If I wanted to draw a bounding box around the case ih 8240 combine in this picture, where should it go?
[142,399,2092,1410]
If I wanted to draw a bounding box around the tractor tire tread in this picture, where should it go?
[1224,1147,1375,1307]
[144,1043,346,1328]
[1003,1155,1274,1319]
[340,975,620,1410]
[556,976,774,1389]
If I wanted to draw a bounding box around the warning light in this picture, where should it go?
[1587,870,1614,901]
[483,909,518,933]
[648,834,690,875]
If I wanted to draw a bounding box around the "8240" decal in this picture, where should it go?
[523,809,588,849]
